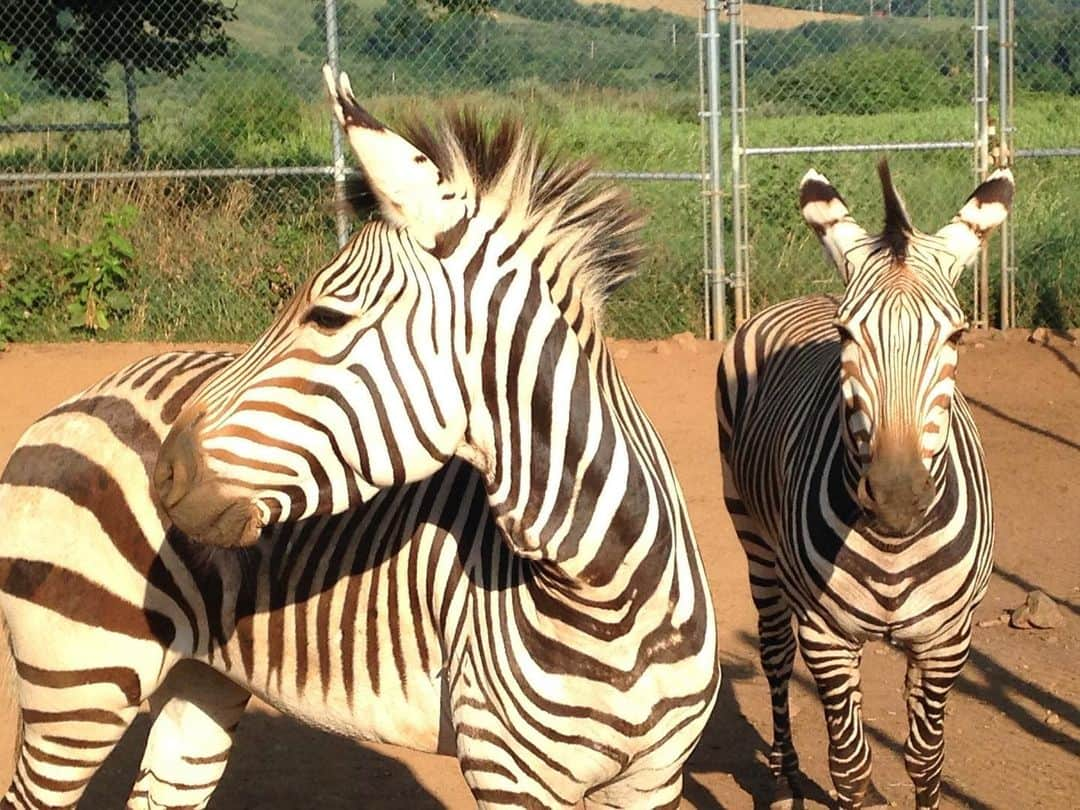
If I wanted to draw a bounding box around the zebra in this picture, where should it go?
[0,68,719,809]
[716,162,1012,810]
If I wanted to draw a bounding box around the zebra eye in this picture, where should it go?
[947,329,965,346]
[303,306,352,332]
[835,324,855,343]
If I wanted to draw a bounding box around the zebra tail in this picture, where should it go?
[0,605,20,794]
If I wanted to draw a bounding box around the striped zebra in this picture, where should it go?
[0,68,719,809]
[716,163,1012,810]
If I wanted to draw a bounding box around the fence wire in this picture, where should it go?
[0,1,1076,345]
[727,0,1079,334]
[0,0,705,343]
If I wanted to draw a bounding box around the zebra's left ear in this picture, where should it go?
[933,169,1014,282]
[323,66,467,254]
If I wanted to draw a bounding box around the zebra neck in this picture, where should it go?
[479,339,687,602]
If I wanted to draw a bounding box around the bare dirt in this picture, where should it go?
[1,332,1077,809]
[579,0,861,30]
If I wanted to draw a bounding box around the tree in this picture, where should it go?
[0,1,235,100]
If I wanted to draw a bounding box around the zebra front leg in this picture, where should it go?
[796,621,871,810]
[128,661,250,810]
[902,625,971,810]
[724,462,800,801]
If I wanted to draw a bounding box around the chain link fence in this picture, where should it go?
[726,0,1079,335]
[0,0,706,343]
[0,1,1076,345]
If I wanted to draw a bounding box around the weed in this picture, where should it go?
[56,205,138,333]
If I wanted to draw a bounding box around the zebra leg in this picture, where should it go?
[796,621,871,810]
[902,625,971,810]
[724,463,800,798]
[127,661,250,810]
[2,667,141,810]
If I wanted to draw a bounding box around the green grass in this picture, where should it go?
[2,89,1076,343]
[0,0,1076,343]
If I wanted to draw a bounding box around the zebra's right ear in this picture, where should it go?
[323,66,468,253]
[799,169,870,283]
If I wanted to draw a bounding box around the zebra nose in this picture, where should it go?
[861,456,935,536]
[154,407,206,509]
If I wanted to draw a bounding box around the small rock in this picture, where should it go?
[1029,327,1050,345]
[670,331,698,352]
[1010,590,1065,630]
[973,342,986,350]
[1045,711,1061,727]
[1068,328,1080,346]
[651,341,673,356]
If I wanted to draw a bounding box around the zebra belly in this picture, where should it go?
[227,653,452,754]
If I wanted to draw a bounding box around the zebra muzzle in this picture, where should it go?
[155,411,264,548]
[858,454,935,538]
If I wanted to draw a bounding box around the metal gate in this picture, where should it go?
[704,0,1079,340]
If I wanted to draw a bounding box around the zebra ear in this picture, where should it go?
[933,168,1014,282]
[323,66,465,252]
[799,169,870,283]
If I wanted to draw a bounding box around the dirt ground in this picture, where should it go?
[0,332,1077,809]
[579,0,861,29]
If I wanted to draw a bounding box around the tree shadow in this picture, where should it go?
[82,710,447,809]
[682,658,834,810]
[965,394,1080,453]
[1039,339,1080,381]
[709,603,1079,810]
[992,562,1080,618]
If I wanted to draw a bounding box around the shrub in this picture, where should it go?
[755,46,967,115]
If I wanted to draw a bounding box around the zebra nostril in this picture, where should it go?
[155,430,197,509]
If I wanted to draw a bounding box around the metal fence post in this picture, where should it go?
[973,0,991,328]
[998,0,1016,329]
[703,0,727,341]
[728,0,749,327]
[324,0,350,248]
[124,61,142,163]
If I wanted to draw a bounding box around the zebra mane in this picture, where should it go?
[877,159,914,260]
[344,109,646,321]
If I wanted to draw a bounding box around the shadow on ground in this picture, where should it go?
[82,711,445,809]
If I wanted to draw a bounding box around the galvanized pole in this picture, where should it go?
[124,61,142,163]
[973,0,991,328]
[729,0,749,326]
[998,0,1015,329]
[703,0,727,341]
[324,0,350,248]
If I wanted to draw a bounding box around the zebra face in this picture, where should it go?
[801,161,1012,537]
[154,225,471,547]
[154,72,488,547]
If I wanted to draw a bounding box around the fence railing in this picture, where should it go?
[0,1,1076,344]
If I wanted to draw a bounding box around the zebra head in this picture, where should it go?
[799,161,1013,536]
[154,68,642,548]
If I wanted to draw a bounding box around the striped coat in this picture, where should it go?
[1,67,718,810]
[717,163,1012,810]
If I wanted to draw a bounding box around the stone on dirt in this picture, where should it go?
[1010,590,1065,629]
[1028,327,1050,345]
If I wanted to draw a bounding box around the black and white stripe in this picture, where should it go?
[716,162,1012,810]
[1,68,718,809]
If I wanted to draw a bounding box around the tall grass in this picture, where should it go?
[1,88,1076,342]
